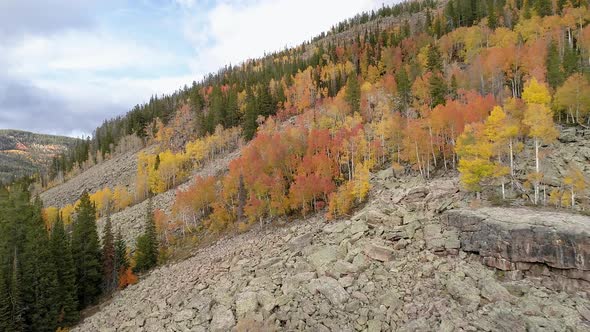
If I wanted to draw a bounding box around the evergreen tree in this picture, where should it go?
[21,198,58,331]
[102,214,116,293]
[396,67,411,112]
[426,44,443,72]
[134,198,158,273]
[71,192,103,308]
[429,73,448,108]
[0,268,11,331]
[10,255,24,332]
[345,74,361,114]
[114,229,129,279]
[243,87,259,140]
[50,215,79,327]
[546,40,564,90]
[563,45,579,76]
[487,0,498,29]
[533,0,552,17]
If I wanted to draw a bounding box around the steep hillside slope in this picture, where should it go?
[39,146,149,208]
[0,129,79,183]
[73,175,590,332]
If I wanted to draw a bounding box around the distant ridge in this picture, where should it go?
[0,129,80,183]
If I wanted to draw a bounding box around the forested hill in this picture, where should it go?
[0,129,80,184]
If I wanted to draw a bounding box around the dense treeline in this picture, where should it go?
[0,182,159,331]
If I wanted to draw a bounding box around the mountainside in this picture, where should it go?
[73,175,590,332]
[0,129,79,183]
[4,0,590,331]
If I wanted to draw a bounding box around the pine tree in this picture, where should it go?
[396,67,411,114]
[21,198,59,331]
[134,197,159,273]
[9,254,24,332]
[102,214,116,293]
[50,215,79,327]
[345,74,361,114]
[0,268,11,331]
[114,229,129,289]
[563,45,579,76]
[533,0,552,17]
[546,40,563,90]
[243,87,259,140]
[426,44,443,72]
[429,73,448,108]
[71,192,103,308]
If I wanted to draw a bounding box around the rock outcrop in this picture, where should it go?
[443,207,590,291]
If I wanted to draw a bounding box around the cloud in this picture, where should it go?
[4,30,184,76]
[182,0,385,78]
[0,74,100,137]
[0,0,106,39]
[0,0,394,137]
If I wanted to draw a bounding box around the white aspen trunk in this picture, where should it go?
[572,188,575,209]
[535,138,540,205]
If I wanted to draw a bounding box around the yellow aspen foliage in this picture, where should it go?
[113,185,133,212]
[42,206,59,230]
[563,165,588,209]
[548,188,562,207]
[522,78,558,204]
[185,138,208,166]
[90,187,113,217]
[327,182,355,220]
[136,151,153,201]
[522,78,551,105]
[456,124,496,193]
[207,202,235,233]
[351,163,371,203]
[61,203,75,225]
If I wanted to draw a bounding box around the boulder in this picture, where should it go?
[443,208,590,283]
[308,277,349,305]
[446,278,480,312]
[364,242,394,262]
[235,291,258,318]
[210,306,235,332]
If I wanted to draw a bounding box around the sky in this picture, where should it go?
[0,0,392,137]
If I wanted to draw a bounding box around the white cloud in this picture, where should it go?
[1,0,395,136]
[183,0,387,78]
[5,30,182,76]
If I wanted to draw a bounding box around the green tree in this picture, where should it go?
[50,215,79,327]
[71,192,103,308]
[21,198,58,331]
[396,67,412,112]
[0,268,11,331]
[546,40,563,90]
[102,214,116,293]
[134,198,158,273]
[426,44,443,72]
[114,229,129,278]
[429,73,448,108]
[345,74,361,114]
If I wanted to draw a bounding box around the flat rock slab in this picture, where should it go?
[443,208,590,278]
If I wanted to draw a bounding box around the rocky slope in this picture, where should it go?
[96,150,240,246]
[39,146,148,208]
[73,175,590,332]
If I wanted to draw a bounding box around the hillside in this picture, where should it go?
[73,175,590,331]
[0,129,79,183]
[3,0,590,331]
